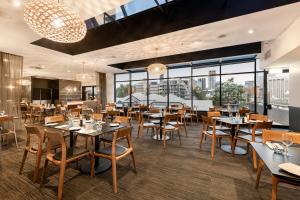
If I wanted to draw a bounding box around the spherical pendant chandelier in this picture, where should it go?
[147,47,167,76]
[147,63,167,76]
[24,0,87,43]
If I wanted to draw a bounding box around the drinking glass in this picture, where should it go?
[282,133,293,156]
[236,112,240,119]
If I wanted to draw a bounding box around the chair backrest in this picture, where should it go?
[239,107,250,116]
[24,124,43,148]
[0,116,14,123]
[107,110,120,116]
[149,108,160,113]
[114,116,130,124]
[92,113,103,121]
[44,128,67,159]
[207,111,221,117]
[45,115,64,124]
[249,114,268,122]
[139,105,148,112]
[112,127,133,150]
[250,121,272,141]
[164,114,178,124]
[262,130,300,144]
[201,115,215,132]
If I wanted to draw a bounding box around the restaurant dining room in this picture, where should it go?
[1,0,300,200]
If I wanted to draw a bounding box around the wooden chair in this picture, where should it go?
[92,127,136,193]
[45,115,64,125]
[256,130,300,200]
[0,116,18,147]
[158,114,181,148]
[32,106,44,123]
[200,116,231,160]
[24,105,33,123]
[233,121,272,168]
[127,107,137,121]
[207,111,230,131]
[184,106,198,125]
[114,116,130,125]
[168,109,187,137]
[70,108,81,117]
[19,124,44,183]
[239,114,269,135]
[106,110,121,121]
[239,107,250,117]
[40,128,93,200]
[137,112,159,139]
[92,113,103,121]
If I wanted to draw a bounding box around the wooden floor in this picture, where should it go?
[0,121,299,200]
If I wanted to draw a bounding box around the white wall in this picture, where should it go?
[289,62,300,107]
[106,73,114,103]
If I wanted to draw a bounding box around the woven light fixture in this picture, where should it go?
[76,61,93,82]
[24,0,87,43]
[147,47,167,76]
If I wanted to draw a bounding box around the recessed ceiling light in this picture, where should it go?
[13,1,21,7]
[3,58,9,62]
[67,70,71,73]
[248,29,254,34]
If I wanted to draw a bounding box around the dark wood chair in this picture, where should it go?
[19,124,44,183]
[200,115,231,160]
[92,127,136,193]
[256,130,300,200]
[40,128,93,200]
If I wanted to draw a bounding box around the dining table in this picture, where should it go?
[251,142,300,199]
[45,120,125,174]
[218,117,256,155]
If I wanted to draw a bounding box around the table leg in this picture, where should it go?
[69,131,74,147]
[221,124,247,155]
[81,135,111,174]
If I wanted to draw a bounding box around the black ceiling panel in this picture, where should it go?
[31,0,299,55]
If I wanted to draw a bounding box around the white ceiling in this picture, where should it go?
[1,1,300,80]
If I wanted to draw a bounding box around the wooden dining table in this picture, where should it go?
[251,142,300,199]
[45,121,125,174]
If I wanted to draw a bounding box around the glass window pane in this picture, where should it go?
[267,70,289,126]
[149,71,167,79]
[115,82,130,106]
[192,77,215,110]
[256,72,264,114]
[168,78,191,107]
[221,74,255,111]
[149,79,168,108]
[131,80,147,105]
[131,72,147,80]
[222,62,254,74]
[169,67,191,78]
[116,73,129,82]
[193,66,220,76]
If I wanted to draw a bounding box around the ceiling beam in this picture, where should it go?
[109,42,261,70]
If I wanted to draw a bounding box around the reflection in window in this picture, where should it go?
[116,82,130,106]
[131,80,147,105]
[222,62,254,74]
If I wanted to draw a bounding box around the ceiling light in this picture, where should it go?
[3,58,9,62]
[147,63,167,76]
[248,29,254,34]
[76,61,93,82]
[67,70,71,73]
[24,0,87,43]
[13,1,21,7]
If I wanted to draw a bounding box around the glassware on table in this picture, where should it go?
[236,112,240,119]
[0,110,5,116]
[281,132,293,156]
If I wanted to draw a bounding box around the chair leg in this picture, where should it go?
[112,158,118,193]
[211,136,215,160]
[200,133,204,148]
[271,176,279,200]
[90,154,95,177]
[14,132,18,148]
[40,159,49,188]
[57,162,66,200]
[85,137,88,149]
[33,149,43,183]
[255,159,264,189]
[184,124,187,137]
[177,129,181,145]
[19,150,28,175]
[252,147,258,170]
[163,130,166,149]
[130,152,137,173]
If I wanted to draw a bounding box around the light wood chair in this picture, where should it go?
[70,108,81,117]
[114,116,130,125]
[24,105,33,123]
[92,113,103,121]
[41,128,93,200]
[207,111,230,131]
[256,130,300,200]
[239,107,250,117]
[239,114,269,135]
[200,115,231,160]
[137,112,159,140]
[19,125,44,183]
[127,107,137,121]
[233,121,272,168]
[92,127,136,193]
[168,109,187,137]
[45,115,64,124]
[158,114,181,148]
[32,106,44,123]
[106,110,121,121]
[0,116,18,147]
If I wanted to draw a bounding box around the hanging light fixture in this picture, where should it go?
[76,61,93,82]
[24,0,87,43]
[147,47,167,76]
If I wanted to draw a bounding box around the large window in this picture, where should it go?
[114,58,265,113]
